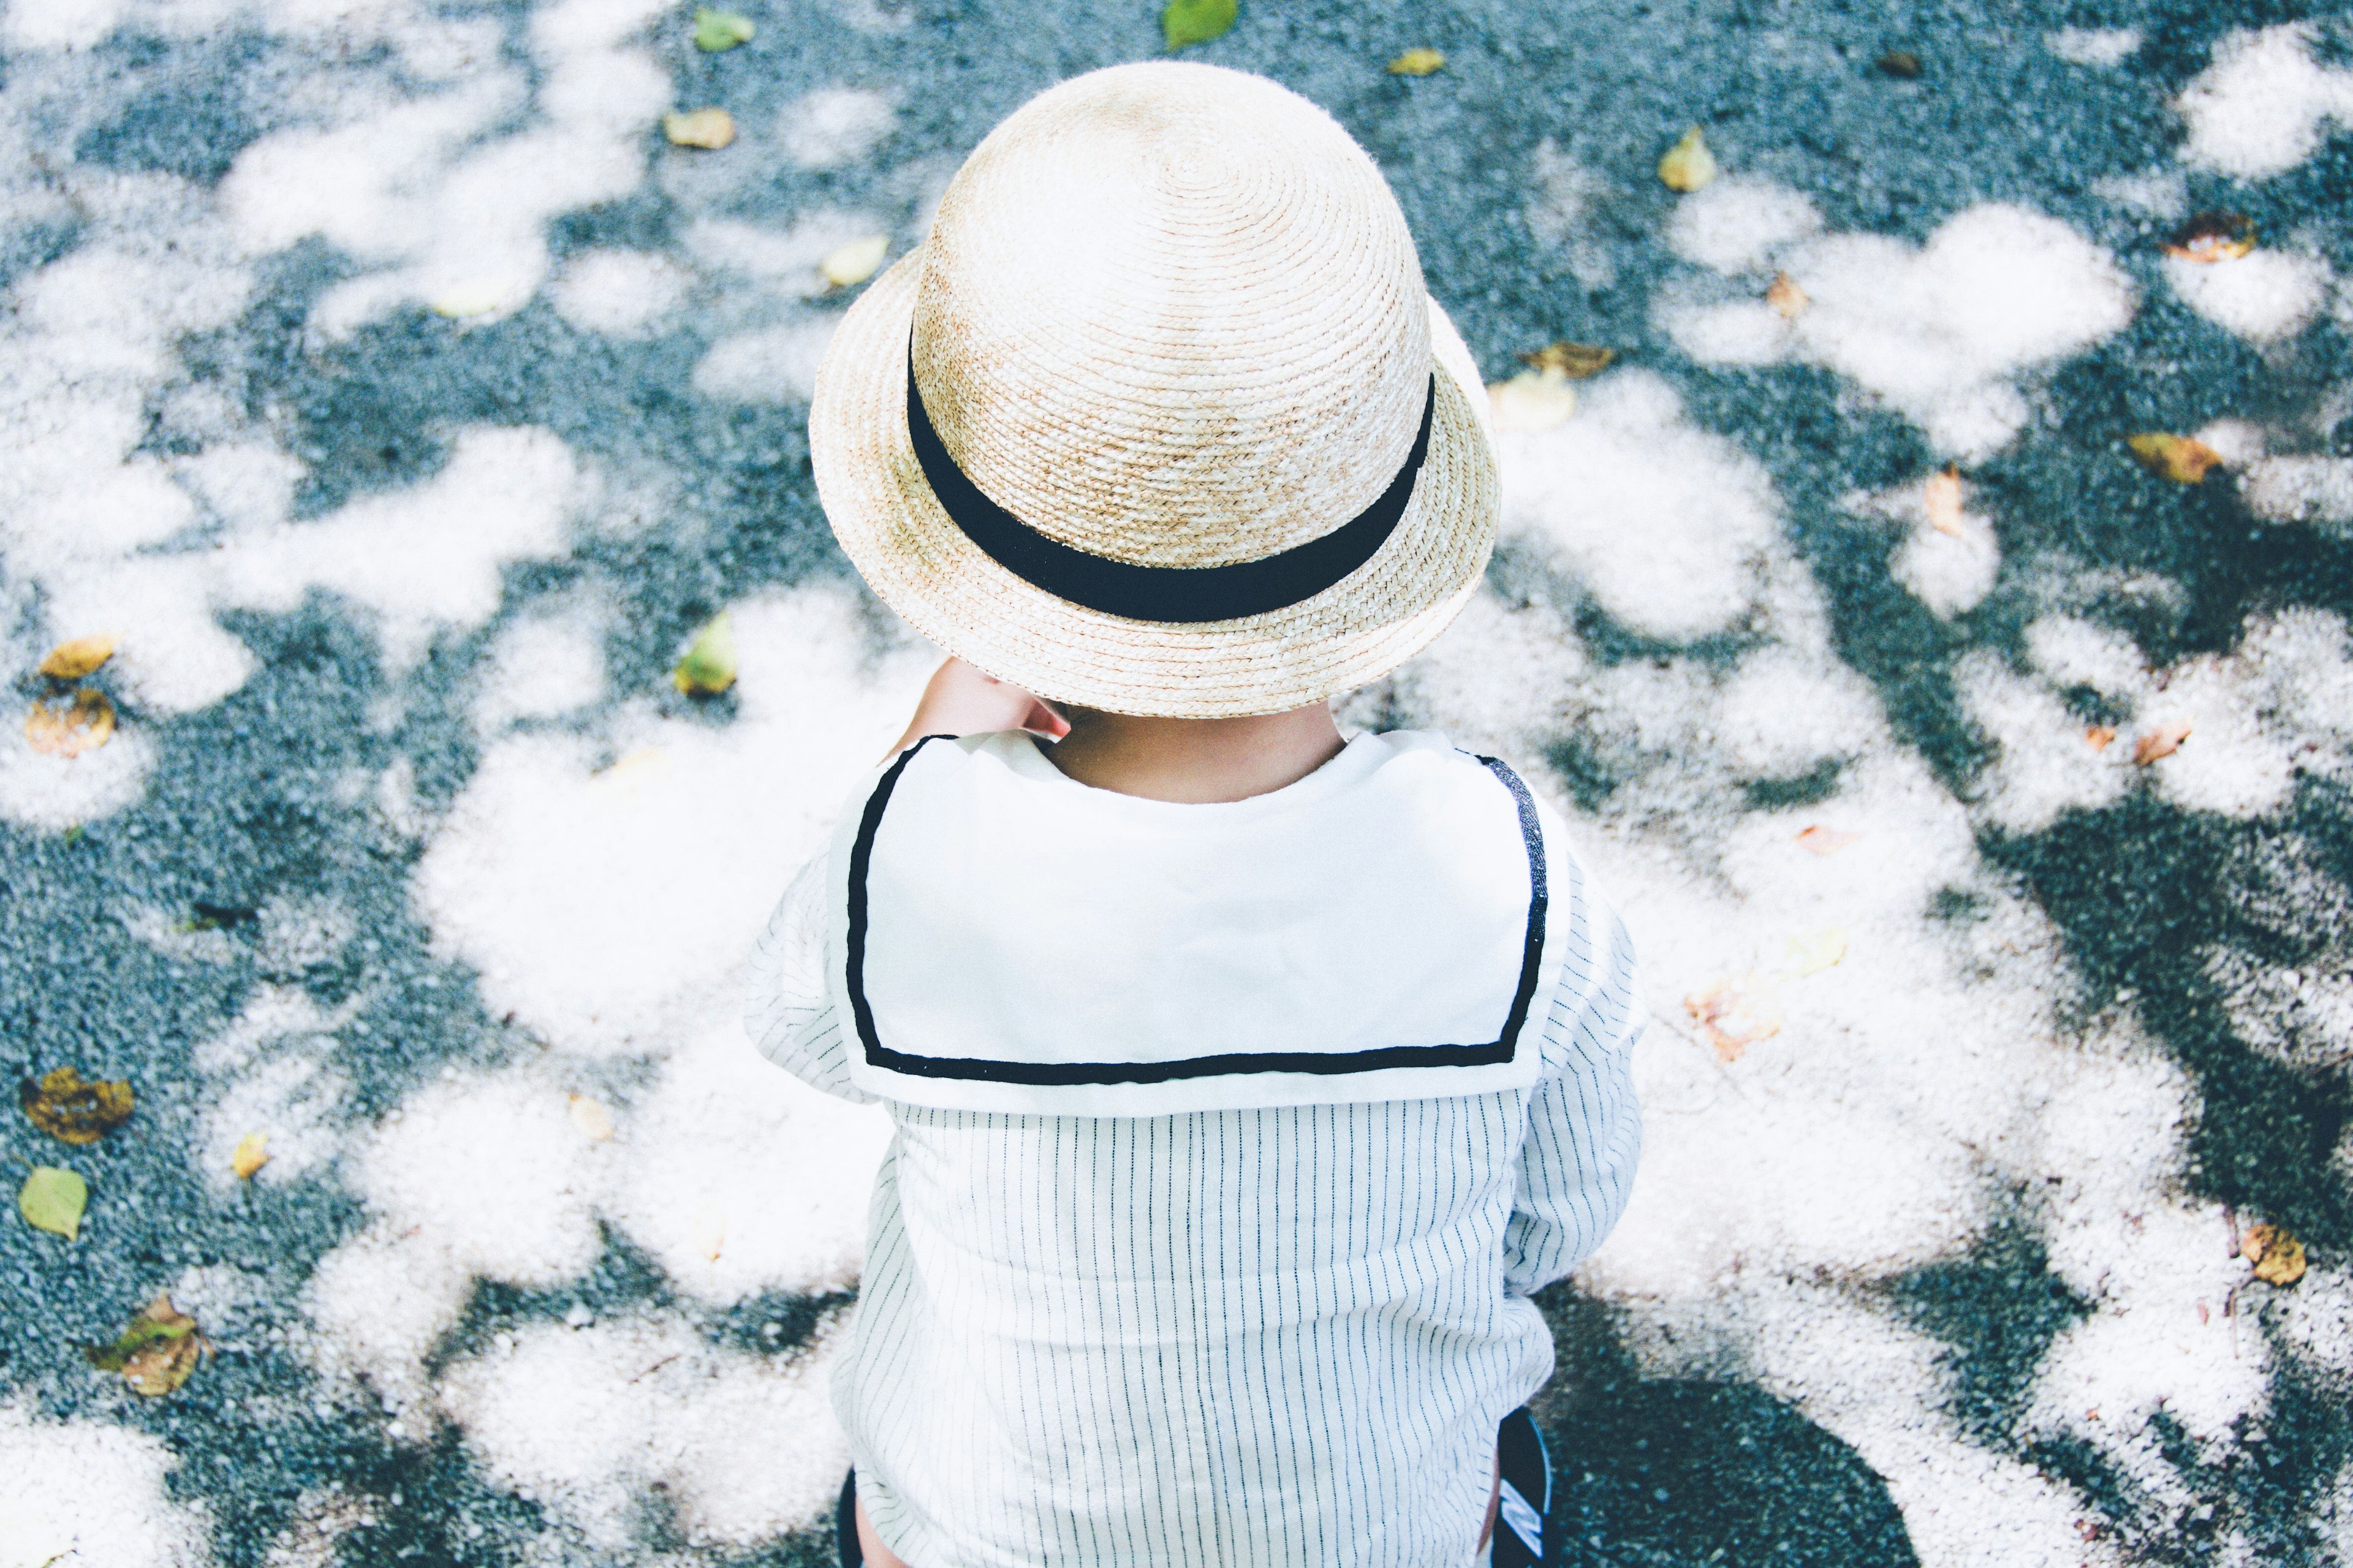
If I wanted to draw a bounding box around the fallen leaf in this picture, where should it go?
[1876,49,1922,78]
[1795,824,1860,855]
[25,688,115,758]
[663,108,736,149]
[2133,721,2191,765]
[591,746,673,803]
[2161,211,2256,263]
[86,1293,207,1396]
[431,281,511,319]
[1765,272,1808,319]
[231,1132,270,1180]
[1487,368,1577,433]
[19,1166,86,1240]
[1657,126,1717,192]
[692,7,754,50]
[672,611,738,695]
[1518,342,1614,379]
[39,633,117,680]
[1684,972,1783,1061]
[819,235,889,290]
[187,901,258,931]
[2086,725,2116,750]
[569,1094,615,1142]
[1161,0,1235,49]
[1924,464,1965,536]
[2241,1222,2307,1287]
[1387,47,1444,75]
[2127,433,2223,484]
[21,1067,134,1145]
[691,1199,726,1262]
[1785,927,1848,977]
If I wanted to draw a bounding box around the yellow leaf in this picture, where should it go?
[231,1132,270,1180]
[1785,927,1848,977]
[568,1094,615,1142]
[2161,211,2256,263]
[86,1293,207,1396]
[2133,721,2191,765]
[19,1166,86,1240]
[672,612,738,695]
[1517,342,1613,379]
[1683,972,1783,1061]
[1765,272,1809,319]
[21,1067,134,1145]
[1795,824,1860,855]
[691,1199,726,1262]
[39,633,117,680]
[663,108,736,150]
[2241,1222,2306,1286]
[431,281,509,319]
[2127,433,2223,484]
[1658,126,1718,192]
[1387,47,1444,75]
[1487,368,1577,433]
[25,688,115,758]
[819,235,889,290]
[1924,464,1966,537]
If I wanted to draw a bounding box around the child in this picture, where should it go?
[746,61,1642,1568]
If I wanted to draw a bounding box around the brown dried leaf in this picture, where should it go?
[25,688,115,758]
[87,1293,207,1396]
[39,634,118,680]
[1684,972,1783,1062]
[21,1067,134,1145]
[2241,1222,2307,1287]
[2086,725,2117,750]
[2134,721,2191,765]
[662,108,735,149]
[2127,433,2223,485]
[2161,211,2256,263]
[1795,824,1860,855]
[1924,464,1965,536]
[1765,272,1809,319]
[1386,47,1444,75]
[1487,368,1577,433]
[1876,49,1923,78]
[1518,342,1615,379]
[231,1132,270,1180]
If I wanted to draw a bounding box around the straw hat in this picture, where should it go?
[808,61,1499,718]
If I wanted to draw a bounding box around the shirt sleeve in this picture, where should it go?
[743,852,876,1104]
[1502,843,1644,1298]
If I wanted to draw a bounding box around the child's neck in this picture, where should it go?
[1042,702,1345,804]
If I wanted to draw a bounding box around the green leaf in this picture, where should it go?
[672,612,738,696]
[85,1312,192,1372]
[1161,0,1235,50]
[20,1166,86,1240]
[692,7,754,51]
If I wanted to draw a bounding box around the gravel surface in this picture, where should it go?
[1,1,2349,1564]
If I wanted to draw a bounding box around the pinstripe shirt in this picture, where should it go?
[745,741,1643,1568]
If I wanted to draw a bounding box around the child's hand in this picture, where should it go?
[886,657,1070,759]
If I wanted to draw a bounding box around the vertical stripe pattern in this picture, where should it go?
[745,826,1643,1568]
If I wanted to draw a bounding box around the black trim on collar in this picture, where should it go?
[842,741,1548,1088]
[906,348,1436,624]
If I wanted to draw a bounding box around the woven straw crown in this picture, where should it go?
[809,61,1501,718]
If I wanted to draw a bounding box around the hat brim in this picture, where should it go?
[806,253,1501,718]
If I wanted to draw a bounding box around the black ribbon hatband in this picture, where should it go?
[906,350,1436,624]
